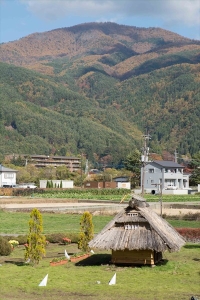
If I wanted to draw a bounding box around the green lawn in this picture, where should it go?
[0,243,199,300]
[0,211,199,235]
[0,211,113,234]
[144,194,200,202]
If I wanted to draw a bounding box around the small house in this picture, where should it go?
[89,195,185,265]
[0,165,17,187]
[113,176,131,189]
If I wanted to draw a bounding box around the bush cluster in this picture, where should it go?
[4,235,28,245]
[2,233,79,245]
[0,236,12,256]
[164,213,200,221]
[176,228,200,242]
[45,233,79,244]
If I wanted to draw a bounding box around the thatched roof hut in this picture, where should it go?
[89,195,185,265]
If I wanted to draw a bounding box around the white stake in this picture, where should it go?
[108,273,116,285]
[39,274,48,287]
[65,249,70,260]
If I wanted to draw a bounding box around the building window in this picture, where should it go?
[151,180,154,183]
[149,169,154,173]
[4,173,14,179]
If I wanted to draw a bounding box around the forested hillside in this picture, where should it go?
[0,22,199,165]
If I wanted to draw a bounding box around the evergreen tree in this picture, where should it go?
[123,149,141,187]
[78,211,94,253]
[25,208,46,265]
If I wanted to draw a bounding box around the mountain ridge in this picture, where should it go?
[0,22,199,164]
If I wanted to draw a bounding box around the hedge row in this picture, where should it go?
[12,188,129,197]
[176,228,200,242]
[3,233,80,245]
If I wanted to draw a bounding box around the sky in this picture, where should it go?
[0,0,200,43]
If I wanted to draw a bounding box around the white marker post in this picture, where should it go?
[108,273,116,285]
[39,274,48,287]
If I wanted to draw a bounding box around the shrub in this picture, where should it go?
[3,235,28,245]
[45,233,66,243]
[25,208,46,265]
[16,235,28,245]
[78,211,94,252]
[45,233,79,243]
[0,236,12,256]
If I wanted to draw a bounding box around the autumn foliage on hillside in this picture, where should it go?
[0,22,199,163]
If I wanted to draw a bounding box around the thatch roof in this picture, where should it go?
[89,195,185,253]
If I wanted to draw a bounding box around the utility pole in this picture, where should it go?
[141,134,151,196]
[174,149,178,163]
[85,159,89,175]
[152,183,163,217]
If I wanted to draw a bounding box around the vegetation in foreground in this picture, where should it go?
[0,242,199,300]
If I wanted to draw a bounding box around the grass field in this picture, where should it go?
[0,210,200,235]
[0,242,199,300]
[0,196,200,300]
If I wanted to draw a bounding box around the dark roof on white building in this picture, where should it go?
[0,165,17,172]
[151,161,184,168]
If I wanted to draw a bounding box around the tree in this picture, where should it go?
[189,168,200,186]
[25,208,46,265]
[188,152,200,186]
[56,165,70,180]
[123,150,141,187]
[78,211,94,253]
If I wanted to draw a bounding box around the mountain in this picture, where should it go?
[0,22,199,165]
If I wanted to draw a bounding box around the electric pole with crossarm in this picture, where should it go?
[141,134,151,196]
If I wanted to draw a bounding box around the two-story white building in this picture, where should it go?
[0,165,17,187]
[141,160,190,194]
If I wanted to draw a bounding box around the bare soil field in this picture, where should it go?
[0,197,200,216]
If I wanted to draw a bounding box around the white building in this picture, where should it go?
[113,177,131,189]
[0,165,17,187]
[141,160,190,194]
[40,180,74,188]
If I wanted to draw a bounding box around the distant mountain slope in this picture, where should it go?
[0,22,197,71]
[0,22,199,162]
[0,62,141,164]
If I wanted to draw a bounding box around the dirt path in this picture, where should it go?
[0,197,199,215]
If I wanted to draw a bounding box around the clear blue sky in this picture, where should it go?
[0,0,199,43]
